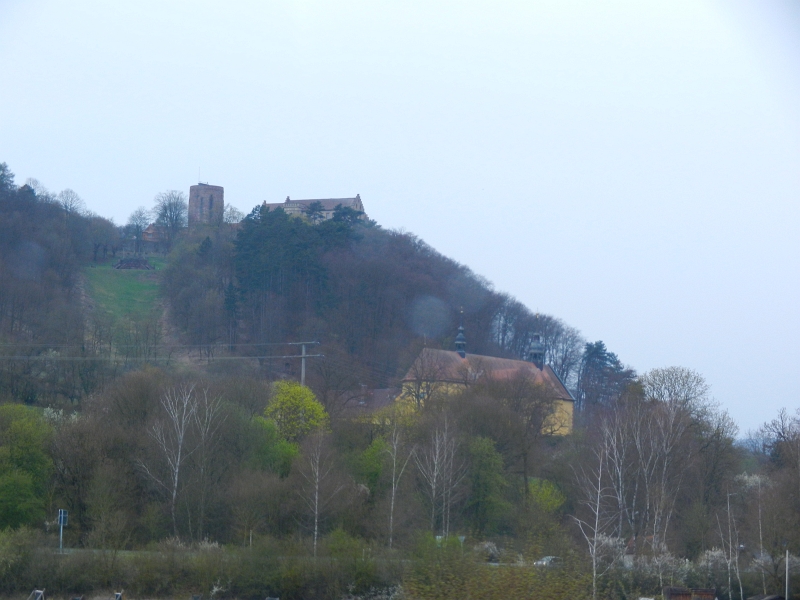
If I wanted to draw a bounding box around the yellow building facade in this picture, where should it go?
[398,347,574,436]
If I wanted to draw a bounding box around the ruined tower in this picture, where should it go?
[188,183,224,227]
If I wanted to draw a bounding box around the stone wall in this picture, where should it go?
[188,184,224,227]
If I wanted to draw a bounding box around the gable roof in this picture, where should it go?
[402,348,573,402]
[262,195,364,213]
[340,388,400,417]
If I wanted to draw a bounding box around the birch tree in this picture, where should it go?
[139,384,198,538]
[384,413,414,549]
[738,473,769,595]
[189,387,226,540]
[600,398,638,540]
[640,367,707,550]
[596,368,714,555]
[298,430,343,556]
[716,490,744,600]
[415,418,465,538]
[573,444,618,600]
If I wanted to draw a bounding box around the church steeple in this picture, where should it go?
[529,333,545,369]
[454,310,466,358]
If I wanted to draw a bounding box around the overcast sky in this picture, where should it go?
[1,0,798,433]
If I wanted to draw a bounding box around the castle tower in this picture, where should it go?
[188,183,224,227]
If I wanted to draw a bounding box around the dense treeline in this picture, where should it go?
[1,162,799,599]
[0,164,119,403]
[0,364,792,600]
[162,202,594,392]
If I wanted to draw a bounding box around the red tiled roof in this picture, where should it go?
[262,197,362,211]
[402,348,573,402]
[340,388,400,416]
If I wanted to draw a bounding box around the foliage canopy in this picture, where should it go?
[265,381,328,443]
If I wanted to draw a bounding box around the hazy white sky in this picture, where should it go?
[1,1,798,432]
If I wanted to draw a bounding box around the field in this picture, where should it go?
[83,256,165,321]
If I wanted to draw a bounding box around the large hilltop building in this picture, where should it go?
[189,183,224,227]
[262,195,366,221]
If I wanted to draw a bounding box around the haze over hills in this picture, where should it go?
[1,162,602,404]
[1,161,800,599]
[1,2,799,596]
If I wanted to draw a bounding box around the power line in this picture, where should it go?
[0,341,320,349]
[0,353,323,362]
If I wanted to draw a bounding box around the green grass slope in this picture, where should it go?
[84,257,165,321]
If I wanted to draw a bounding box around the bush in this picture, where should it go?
[404,532,590,600]
[0,527,37,591]
[0,536,402,598]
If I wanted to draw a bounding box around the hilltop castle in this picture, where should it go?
[262,195,366,221]
[185,185,367,229]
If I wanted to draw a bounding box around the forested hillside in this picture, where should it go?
[162,202,604,393]
[0,161,799,600]
[0,164,121,403]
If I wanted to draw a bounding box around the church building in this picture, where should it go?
[398,325,574,435]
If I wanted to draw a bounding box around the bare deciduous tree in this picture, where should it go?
[640,366,710,414]
[190,387,227,540]
[760,408,800,499]
[383,411,414,548]
[541,318,585,387]
[415,418,465,538]
[405,349,447,410]
[572,443,618,600]
[127,206,151,254]
[58,188,86,217]
[25,178,55,201]
[640,367,709,549]
[153,190,188,248]
[229,471,273,546]
[139,384,199,538]
[592,367,716,558]
[716,490,744,600]
[298,430,344,556]
[737,472,770,595]
[224,204,244,224]
[309,350,366,418]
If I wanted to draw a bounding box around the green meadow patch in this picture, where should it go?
[84,257,165,322]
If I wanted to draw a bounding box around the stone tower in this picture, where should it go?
[188,183,224,227]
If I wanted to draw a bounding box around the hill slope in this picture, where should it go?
[161,205,585,389]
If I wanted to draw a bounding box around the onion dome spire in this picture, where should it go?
[455,308,466,358]
[529,332,545,369]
